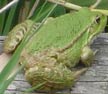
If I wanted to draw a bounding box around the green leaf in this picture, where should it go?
[51,5,66,17]
[0,63,25,93]
[31,1,58,22]
[69,0,108,9]
[24,82,46,93]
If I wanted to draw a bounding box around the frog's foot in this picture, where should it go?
[3,20,34,53]
[25,63,87,92]
[71,67,88,80]
[80,46,94,67]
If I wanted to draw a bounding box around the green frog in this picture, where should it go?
[3,8,107,92]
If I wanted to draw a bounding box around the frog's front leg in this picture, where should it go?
[80,46,94,67]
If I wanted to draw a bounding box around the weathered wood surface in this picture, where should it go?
[0,33,108,94]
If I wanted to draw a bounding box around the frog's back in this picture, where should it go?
[26,8,96,52]
[23,8,106,67]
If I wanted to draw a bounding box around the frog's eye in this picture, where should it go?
[95,15,101,24]
[96,18,100,24]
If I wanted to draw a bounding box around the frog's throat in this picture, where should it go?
[58,19,96,53]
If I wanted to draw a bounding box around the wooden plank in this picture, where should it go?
[0,36,5,53]
[0,43,3,54]
[0,33,108,94]
[72,82,108,94]
[0,36,5,41]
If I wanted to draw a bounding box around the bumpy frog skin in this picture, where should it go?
[3,8,107,92]
[3,20,33,53]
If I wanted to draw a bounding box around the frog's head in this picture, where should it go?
[56,12,107,54]
[87,12,107,42]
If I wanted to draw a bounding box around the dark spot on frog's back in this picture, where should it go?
[56,35,62,40]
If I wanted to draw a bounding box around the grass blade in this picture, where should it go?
[0,0,8,35]
[2,3,18,35]
[24,82,46,93]
[31,1,56,22]
[0,61,25,93]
